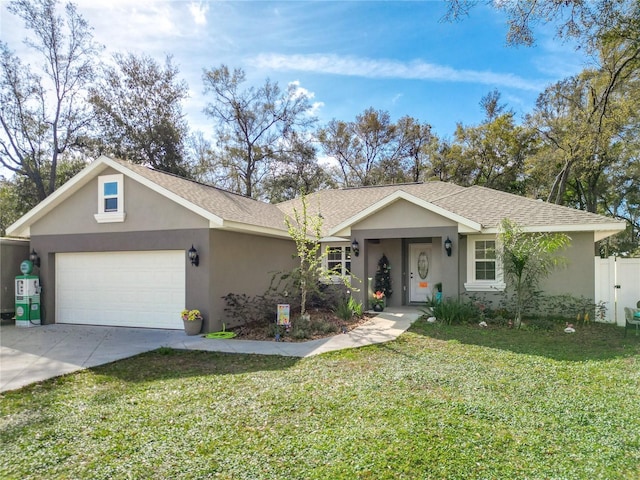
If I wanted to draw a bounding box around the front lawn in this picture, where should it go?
[1,321,639,479]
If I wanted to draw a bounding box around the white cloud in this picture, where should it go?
[310,101,325,116]
[189,1,209,26]
[288,80,314,99]
[318,155,339,168]
[250,53,544,92]
[287,80,324,116]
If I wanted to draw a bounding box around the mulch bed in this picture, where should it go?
[229,308,375,342]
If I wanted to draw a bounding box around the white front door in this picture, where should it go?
[409,243,440,303]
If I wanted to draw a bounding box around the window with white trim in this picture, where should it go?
[464,236,505,291]
[475,240,496,280]
[324,244,351,281]
[94,174,126,223]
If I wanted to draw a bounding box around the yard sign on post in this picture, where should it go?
[276,304,290,341]
[277,304,290,326]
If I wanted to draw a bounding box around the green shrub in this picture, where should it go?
[291,328,310,340]
[291,315,312,339]
[308,283,348,310]
[311,318,339,334]
[349,296,363,317]
[223,273,302,328]
[334,296,354,321]
[222,292,284,327]
[334,295,363,321]
[428,298,478,325]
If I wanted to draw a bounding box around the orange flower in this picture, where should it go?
[373,291,385,300]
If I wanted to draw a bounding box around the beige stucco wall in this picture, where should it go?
[30,229,211,327]
[353,200,457,231]
[31,168,207,236]
[459,231,597,314]
[539,231,595,300]
[209,230,297,330]
[1,238,30,314]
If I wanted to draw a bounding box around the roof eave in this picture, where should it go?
[6,157,110,238]
[480,222,626,235]
[320,236,350,243]
[221,220,291,239]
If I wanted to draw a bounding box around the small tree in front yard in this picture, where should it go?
[498,218,571,328]
[284,193,324,320]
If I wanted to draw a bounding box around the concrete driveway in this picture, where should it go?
[0,323,193,392]
[0,308,420,392]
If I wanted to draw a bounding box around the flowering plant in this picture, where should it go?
[372,291,385,306]
[181,309,203,322]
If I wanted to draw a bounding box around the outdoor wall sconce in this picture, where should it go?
[29,249,41,267]
[444,237,453,257]
[351,239,360,257]
[188,245,199,267]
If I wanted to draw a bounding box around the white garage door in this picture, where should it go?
[56,251,185,329]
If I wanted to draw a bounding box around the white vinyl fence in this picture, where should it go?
[595,257,640,326]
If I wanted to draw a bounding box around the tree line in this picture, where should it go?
[1,0,638,254]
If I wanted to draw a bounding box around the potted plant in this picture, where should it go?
[181,309,203,336]
[434,282,443,303]
[372,291,385,312]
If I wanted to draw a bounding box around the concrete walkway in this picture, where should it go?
[0,308,421,392]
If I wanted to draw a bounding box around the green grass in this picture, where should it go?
[2,321,639,479]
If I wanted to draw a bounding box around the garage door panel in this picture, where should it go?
[56,251,186,329]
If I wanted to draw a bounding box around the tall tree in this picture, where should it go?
[202,66,316,198]
[596,114,640,254]
[89,53,191,177]
[0,176,27,236]
[444,0,634,49]
[526,43,639,212]
[262,132,336,203]
[432,91,536,194]
[0,0,100,201]
[394,116,434,183]
[187,131,217,184]
[318,108,432,187]
[318,108,398,186]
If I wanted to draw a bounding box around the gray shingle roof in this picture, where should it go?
[117,160,289,232]
[432,186,617,229]
[277,182,468,233]
[277,181,621,235]
[117,159,621,236]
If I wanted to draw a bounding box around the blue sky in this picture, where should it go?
[1,0,590,140]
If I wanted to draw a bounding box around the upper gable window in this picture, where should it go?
[103,181,119,212]
[94,174,126,223]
